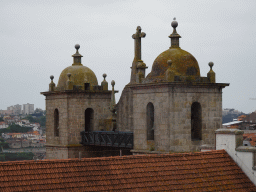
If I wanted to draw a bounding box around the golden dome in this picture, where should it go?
[146,47,200,79]
[57,65,98,90]
[146,18,200,80]
[57,44,98,91]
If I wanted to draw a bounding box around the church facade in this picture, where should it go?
[42,18,229,159]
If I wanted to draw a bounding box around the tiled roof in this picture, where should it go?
[0,150,255,191]
[244,112,256,123]
[243,133,256,147]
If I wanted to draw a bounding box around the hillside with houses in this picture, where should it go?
[0,106,46,161]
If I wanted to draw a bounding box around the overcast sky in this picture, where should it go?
[0,0,256,113]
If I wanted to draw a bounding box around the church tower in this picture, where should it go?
[117,18,229,153]
[41,45,115,159]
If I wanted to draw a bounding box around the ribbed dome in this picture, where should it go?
[56,44,98,91]
[57,65,98,91]
[146,47,200,79]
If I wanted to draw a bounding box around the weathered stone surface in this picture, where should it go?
[117,83,224,153]
[44,91,112,159]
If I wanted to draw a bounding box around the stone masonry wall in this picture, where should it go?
[45,92,112,159]
[116,86,134,132]
[131,84,223,153]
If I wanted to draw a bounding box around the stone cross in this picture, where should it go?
[132,26,146,60]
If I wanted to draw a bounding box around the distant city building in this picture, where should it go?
[7,106,14,111]
[241,112,256,130]
[0,104,27,115]
[222,108,246,124]
[222,120,243,129]
[0,122,8,129]
[0,110,12,115]
[222,108,242,116]
[13,104,22,114]
[23,103,34,115]
[222,112,256,130]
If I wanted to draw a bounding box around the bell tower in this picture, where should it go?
[117,18,229,153]
[41,45,115,159]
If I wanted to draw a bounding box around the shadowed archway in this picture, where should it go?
[85,108,94,132]
[146,102,154,140]
[54,109,59,136]
[191,102,202,140]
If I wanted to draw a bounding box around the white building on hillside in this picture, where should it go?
[23,103,34,115]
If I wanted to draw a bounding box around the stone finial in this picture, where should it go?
[165,60,175,82]
[72,44,83,66]
[110,80,116,111]
[75,44,80,51]
[207,61,215,83]
[136,60,147,83]
[49,75,55,92]
[171,17,178,28]
[66,73,74,90]
[111,80,115,87]
[101,73,108,91]
[137,60,147,69]
[167,60,172,67]
[109,80,116,126]
[109,80,117,131]
[169,17,181,48]
[208,61,214,70]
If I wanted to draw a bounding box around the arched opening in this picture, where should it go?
[54,109,59,137]
[146,102,154,140]
[191,102,202,140]
[85,108,94,132]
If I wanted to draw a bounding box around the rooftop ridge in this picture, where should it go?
[0,149,227,165]
[0,160,238,174]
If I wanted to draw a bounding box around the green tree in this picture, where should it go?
[3,152,34,161]
[24,115,35,123]
[0,138,9,152]
[38,116,46,127]
[0,123,33,134]
[0,154,5,161]
[8,123,32,133]
[24,114,46,127]
[0,117,3,121]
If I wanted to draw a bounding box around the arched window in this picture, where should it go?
[54,109,59,137]
[85,108,94,132]
[191,102,202,140]
[146,102,154,140]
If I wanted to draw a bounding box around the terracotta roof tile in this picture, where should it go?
[0,150,255,191]
[243,133,256,146]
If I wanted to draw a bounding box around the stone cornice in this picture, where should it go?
[126,82,229,90]
[215,129,244,135]
[41,90,118,96]
[45,144,83,148]
[236,146,256,152]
